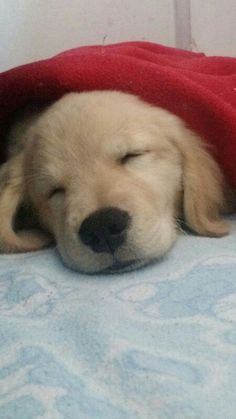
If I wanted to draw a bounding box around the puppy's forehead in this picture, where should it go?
[43,97,128,145]
[39,100,146,152]
[34,91,170,171]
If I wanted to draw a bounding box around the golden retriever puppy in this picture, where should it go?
[0,91,230,273]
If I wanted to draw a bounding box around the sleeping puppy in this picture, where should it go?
[0,91,230,273]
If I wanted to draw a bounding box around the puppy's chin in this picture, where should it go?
[57,237,175,274]
[58,249,151,274]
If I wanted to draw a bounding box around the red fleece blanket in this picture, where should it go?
[0,41,236,186]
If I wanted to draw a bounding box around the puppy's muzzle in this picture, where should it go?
[79,207,130,253]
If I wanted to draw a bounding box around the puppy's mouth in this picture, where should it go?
[102,258,145,274]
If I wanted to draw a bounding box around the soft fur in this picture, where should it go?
[0,91,230,273]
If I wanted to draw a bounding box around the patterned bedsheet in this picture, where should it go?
[1,218,236,419]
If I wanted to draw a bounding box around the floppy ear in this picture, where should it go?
[169,125,229,237]
[0,152,50,252]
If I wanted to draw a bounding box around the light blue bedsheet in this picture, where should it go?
[1,219,236,419]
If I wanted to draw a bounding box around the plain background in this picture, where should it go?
[0,0,235,71]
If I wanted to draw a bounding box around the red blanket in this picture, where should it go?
[0,41,236,186]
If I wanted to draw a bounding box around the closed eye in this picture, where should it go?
[120,151,149,164]
[48,187,65,199]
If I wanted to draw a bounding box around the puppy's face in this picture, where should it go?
[23,92,183,272]
[22,92,227,273]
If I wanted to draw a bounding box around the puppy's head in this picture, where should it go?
[1,91,228,273]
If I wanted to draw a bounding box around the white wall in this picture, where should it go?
[191,0,236,57]
[0,0,235,72]
[0,0,175,71]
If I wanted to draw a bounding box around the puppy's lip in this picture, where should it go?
[102,259,144,274]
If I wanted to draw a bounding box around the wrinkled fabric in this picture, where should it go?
[0,41,236,185]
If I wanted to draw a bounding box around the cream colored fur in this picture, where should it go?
[0,91,230,272]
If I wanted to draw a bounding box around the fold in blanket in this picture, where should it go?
[0,41,236,186]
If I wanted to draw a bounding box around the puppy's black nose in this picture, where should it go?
[79,207,130,253]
